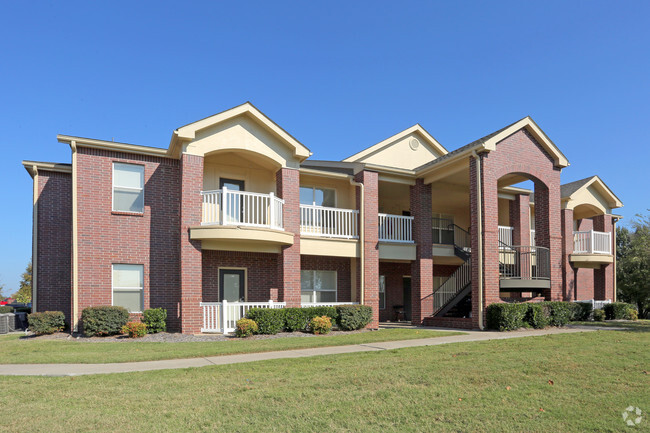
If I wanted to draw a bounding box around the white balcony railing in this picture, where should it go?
[201,187,284,230]
[573,230,612,254]
[498,225,514,248]
[300,204,359,239]
[378,213,414,243]
[201,300,286,333]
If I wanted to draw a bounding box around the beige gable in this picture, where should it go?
[352,132,442,170]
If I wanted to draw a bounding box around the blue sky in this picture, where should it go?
[0,1,648,294]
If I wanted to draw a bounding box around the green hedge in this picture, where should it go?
[603,302,637,320]
[81,306,129,337]
[486,303,528,331]
[571,302,593,321]
[0,306,13,314]
[336,305,372,330]
[246,308,285,335]
[246,305,368,334]
[525,303,550,329]
[28,311,65,335]
[488,301,607,331]
[546,302,573,326]
[142,308,167,333]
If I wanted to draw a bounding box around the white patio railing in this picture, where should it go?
[573,299,612,311]
[573,230,612,254]
[300,204,359,239]
[200,300,286,333]
[378,213,414,243]
[201,187,284,230]
[498,225,514,248]
[300,302,359,308]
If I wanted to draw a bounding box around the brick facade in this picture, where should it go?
[301,255,352,302]
[277,168,301,307]
[410,179,433,324]
[355,170,379,328]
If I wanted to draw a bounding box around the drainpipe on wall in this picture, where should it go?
[350,178,364,304]
[471,151,484,330]
[31,165,39,313]
[71,141,79,332]
[612,216,618,303]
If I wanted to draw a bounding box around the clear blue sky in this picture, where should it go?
[1,1,648,294]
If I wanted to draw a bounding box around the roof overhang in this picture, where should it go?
[22,160,72,178]
[565,176,623,209]
[57,135,174,158]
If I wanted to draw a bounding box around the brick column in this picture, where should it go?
[533,183,563,300]
[276,168,301,307]
[593,214,614,300]
[410,179,433,325]
[179,154,204,334]
[509,194,530,247]
[561,208,575,300]
[355,170,379,328]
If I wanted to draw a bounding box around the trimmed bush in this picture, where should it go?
[310,316,332,334]
[604,302,636,320]
[546,302,573,327]
[121,321,147,338]
[235,318,258,337]
[593,309,606,321]
[336,305,372,331]
[283,309,308,332]
[486,303,528,331]
[81,306,129,337]
[28,311,65,335]
[628,309,639,321]
[571,302,593,321]
[526,303,550,329]
[142,308,167,334]
[246,308,284,335]
[0,306,13,314]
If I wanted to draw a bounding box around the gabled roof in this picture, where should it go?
[343,124,448,163]
[561,175,623,208]
[22,160,72,178]
[169,102,312,160]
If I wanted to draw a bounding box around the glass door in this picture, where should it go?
[220,178,244,224]
[219,269,245,302]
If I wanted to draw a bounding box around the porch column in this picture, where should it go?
[355,170,379,328]
[509,194,531,280]
[410,179,433,324]
[593,214,614,300]
[179,153,204,334]
[533,183,563,301]
[276,168,301,307]
[561,208,575,300]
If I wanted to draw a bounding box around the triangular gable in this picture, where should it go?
[343,125,448,170]
[169,102,312,160]
[564,176,623,209]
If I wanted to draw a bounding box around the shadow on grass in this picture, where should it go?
[570,320,650,332]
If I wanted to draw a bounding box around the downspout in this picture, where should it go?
[612,216,618,302]
[471,151,484,330]
[31,166,39,313]
[71,141,79,332]
[350,178,364,304]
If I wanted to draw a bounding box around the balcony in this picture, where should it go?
[300,204,359,239]
[499,245,551,290]
[571,230,613,266]
[378,213,414,243]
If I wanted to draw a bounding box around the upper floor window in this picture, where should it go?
[113,163,144,213]
[432,212,454,245]
[300,186,336,207]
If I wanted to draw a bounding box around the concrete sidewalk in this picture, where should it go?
[0,326,609,377]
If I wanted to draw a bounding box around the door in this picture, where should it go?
[219,269,245,302]
[402,277,412,321]
[220,178,245,224]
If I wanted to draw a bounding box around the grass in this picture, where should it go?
[0,329,647,432]
[571,319,650,332]
[0,328,461,364]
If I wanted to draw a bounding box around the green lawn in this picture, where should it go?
[0,328,461,364]
[0,330,647,432]
[571,319,650,332]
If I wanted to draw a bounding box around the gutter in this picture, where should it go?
[350,178,364,304]
[471,151,484,330]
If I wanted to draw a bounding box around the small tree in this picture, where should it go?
[12,261,32,304]
[617,213,650,318]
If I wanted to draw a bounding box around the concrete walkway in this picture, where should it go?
[0,326,611,377]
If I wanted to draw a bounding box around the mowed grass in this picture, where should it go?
[571,319,650,332]
[0,328,461,364]
[0,330,647,432]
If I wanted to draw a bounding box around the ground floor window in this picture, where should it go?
[379,275,386,309]
[301,270,337,303]
[112,264,144,313]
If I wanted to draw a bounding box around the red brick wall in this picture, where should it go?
[276,168,301,306]
[36,171,72,323]
[355,170,379,328]
[379,262,410,321]
[301,255,352,302]
[75,147,181,331]
[410,179,433,325]
[561,208,575,300]
[593,214,614,300]
[202,251,278,302]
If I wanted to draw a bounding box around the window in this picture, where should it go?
[113,163,144,213]
[300,186,336,207]
[432,212,454,245]
[112,264,144,313]
[301,270,337,303]
[379,275,386,310]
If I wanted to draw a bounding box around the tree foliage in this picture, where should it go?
[616,213,650,318]
[12,261,32,304]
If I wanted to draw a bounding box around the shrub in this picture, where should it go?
[0,306,13,314]
[593,309,606,321]
[604,302,636,320]
[525,303,550,329]
[235,318,258,337]
[246,308,284,335]
[121,321,147,338]
[546,302,573,327]
[310,316,332,334]
[627,308,639,321]
[28,311,65,335]
[81,306,129,337]
[571,302,593,321]
[486,303,528,331]
[142,308,167,333]
[336,305,372,331]
[283,308,308,332]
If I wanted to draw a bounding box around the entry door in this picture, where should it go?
[220,178,245,224]
[403,277,412,321]
[219,269,245,302]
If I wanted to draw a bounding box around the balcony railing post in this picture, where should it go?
[590,229,594,253]
[222,186,229,226]
[269,192,276,229]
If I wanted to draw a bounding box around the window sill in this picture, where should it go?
[112,211,144,217]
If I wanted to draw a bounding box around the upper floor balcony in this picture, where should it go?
[573,230,612,255]
[201,187,284,230]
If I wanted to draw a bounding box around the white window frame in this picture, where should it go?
[379,275,386,310]
[432,212,454,244]
[299,185,337,207]
[300,270,337,303]
[111,264,144,313]
[112,162,145,213]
